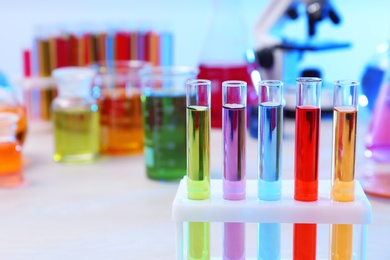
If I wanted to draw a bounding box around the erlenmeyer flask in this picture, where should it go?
[361,43,390,197]
[198,0,259,128]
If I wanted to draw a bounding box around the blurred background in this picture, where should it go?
[0,0,388,83]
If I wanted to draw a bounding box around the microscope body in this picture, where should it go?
[254,0,349,116]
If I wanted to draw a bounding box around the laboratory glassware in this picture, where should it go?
[293,77,321,260]
[330,80,358,259]
[0,112,23,187]
[0,86,28,144]
[361,43,390,198]
[51,67,99,164]
[93,60,151,155]
[198,0,259,129]
[140,66,198,180]
[186,79,211,260]
[257,80,283,260]
[222,80,246,260]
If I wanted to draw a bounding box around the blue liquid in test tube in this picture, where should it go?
[257,80,283,260]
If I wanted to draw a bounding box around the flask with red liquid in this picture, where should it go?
[198,0,259,128]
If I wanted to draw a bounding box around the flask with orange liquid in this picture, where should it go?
[0,112,24,187]
[0,87,28,145]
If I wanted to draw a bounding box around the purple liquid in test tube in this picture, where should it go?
[222,80,246,260]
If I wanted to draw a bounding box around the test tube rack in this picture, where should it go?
[172,177,372,260]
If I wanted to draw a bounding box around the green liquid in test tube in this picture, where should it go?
[186,79,211,259]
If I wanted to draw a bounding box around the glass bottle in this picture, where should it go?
[361,45,390,198]
[51,67,99,164]
[0,112,23,187]
[198,0,260,129]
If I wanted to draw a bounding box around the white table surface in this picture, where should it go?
[0,114,389,260]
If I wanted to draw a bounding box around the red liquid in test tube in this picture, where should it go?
[293,77,321,260]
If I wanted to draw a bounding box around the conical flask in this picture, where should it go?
[361,41,390,197]
[198,0,259,128]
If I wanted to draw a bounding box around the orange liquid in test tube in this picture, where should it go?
[330,80,359,259]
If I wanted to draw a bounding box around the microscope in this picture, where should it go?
[254,0,350,117]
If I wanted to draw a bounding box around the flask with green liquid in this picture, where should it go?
[51,67,99,164]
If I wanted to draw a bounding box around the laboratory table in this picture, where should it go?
[0,116,389,259]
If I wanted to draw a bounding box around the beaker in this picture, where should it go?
[140,66,198,180]
[93,60,151,155]
[198,0,259,129]
[361,47,390,197]
[0,112,24,187]
[0,86,28,145]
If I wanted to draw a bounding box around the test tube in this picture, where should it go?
[186,79,211,260]
[222,80,246,260]
[330,80,359,260]
[293,77,321,260]
[257,80,283,260]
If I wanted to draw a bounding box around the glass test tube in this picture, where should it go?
[257,80,283,260]
[293,77,321,260]
[330,80,359,260]
[186,79,211,260]
[222,80,246,260]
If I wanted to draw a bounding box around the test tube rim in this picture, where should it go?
[259,79,283,87]
[222,80,247,87]
[186,79,211,86]
[334,79,360,87]
[296,77,322,83]
[139,66,199,79]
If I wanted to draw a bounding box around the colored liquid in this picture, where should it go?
[0,141,23,187]
[258,102,283,200]
[24,85,57,121]
[258,102,282,260]
[224,222,245,260]
[222,104,246,260]
[293,224,317,260]
[332,107,357,201]
[249,105,258,138]
[330,107,357,260]
[187,105,210,200]
[37,39,51,77]
[99,88,143,155]
[0,105,28,145]
[258,223,280,260]
[294,106,320,201]
[188,222,210,260]
[187,106,210,260]
[331,224,353,260]
[198,63,258,128]
[294,106,320,260]
[141,92,187,180]
[223,104,246,200]
[365,83,390,162]
[53,109,100,163]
